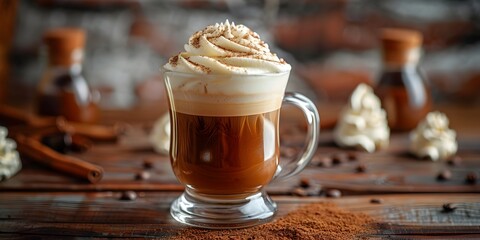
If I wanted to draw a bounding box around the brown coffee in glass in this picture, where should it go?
[164,71,319,229]
[162,20,319,229]
[173,110,279,196]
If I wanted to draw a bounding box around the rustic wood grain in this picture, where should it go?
[1,128,479,194]
[1,103,479,238]
[0,192,479,238]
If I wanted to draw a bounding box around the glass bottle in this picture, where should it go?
[36,28,99,123]
[375,28,432,131]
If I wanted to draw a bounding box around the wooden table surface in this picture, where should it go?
[1,101,479,239]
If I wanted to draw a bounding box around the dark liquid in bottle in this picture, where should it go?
[375,68,432,131]
[37,93,61,116]
[36,73,99,123]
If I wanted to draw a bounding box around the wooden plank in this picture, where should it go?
[1,103,479,194]
[0,193,479,238]
[1,129,479,194]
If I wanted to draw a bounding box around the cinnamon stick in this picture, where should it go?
[16,135,103,183]
[0,104,56,127]
[70,134,93,152]
[56,118,123,142]
[0,105,122,141]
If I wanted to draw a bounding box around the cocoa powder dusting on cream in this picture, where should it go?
[171,202,376,240]
[185,57,211,73]
[192,37,201,48]
[169,56,179,66]
[191,31,202,48]
[165,21,291,74]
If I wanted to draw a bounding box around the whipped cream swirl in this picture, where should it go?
[0,126,22,181]
[410,111,457,161]
[334,84,390,152]
[164,20,291,74]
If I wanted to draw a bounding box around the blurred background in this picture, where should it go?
[1,0,480,112]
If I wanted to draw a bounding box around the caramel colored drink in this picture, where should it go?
[165,71,289,197]
[162,20,319,229]
[173,111,279,195]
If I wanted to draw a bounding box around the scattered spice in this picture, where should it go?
[172,202,376,240]
[437,169,452,181]
[190,32,201,48]
[169,55,179,66]
[119,191,137,201]
[465,172,478,184]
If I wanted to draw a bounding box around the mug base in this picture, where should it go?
[170,188,277,229]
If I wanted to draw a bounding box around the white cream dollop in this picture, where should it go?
[164,20,291,74]
[334,84,390,152]
[149,113,171,155]
[0,126,22,181]
[410,111,457,161]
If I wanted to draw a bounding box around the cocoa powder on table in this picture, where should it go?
[171,202,376,240]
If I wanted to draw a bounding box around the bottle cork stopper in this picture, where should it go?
[43,28,85,66]
[381,28,422,66]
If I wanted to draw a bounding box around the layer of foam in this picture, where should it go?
[164,72,289,116]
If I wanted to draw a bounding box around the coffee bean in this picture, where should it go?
[437,169,452,181]
[347,152,358,161]
[442,203,457,213]
[326,189,342,198]
[465,172,478,184]
[356,164,367,173]
[299,178,311,188]
[447,156,462,166]
[370,198,383,204]
[332,154,346,165]
[135,171,151,180]
[317,156,333,168]
[120,191,137,201]
[143,159,154,169]
[291,187,308,197]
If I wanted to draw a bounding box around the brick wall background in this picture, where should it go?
[5,0,480,108]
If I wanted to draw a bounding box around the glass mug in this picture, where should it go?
[164,70,320,229]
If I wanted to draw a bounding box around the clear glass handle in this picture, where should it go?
[274,92,320,180]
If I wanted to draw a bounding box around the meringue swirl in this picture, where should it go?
[0,126,22,181]
[410,111,457,161]
[164,20,291,74]
[334,84,390,152]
